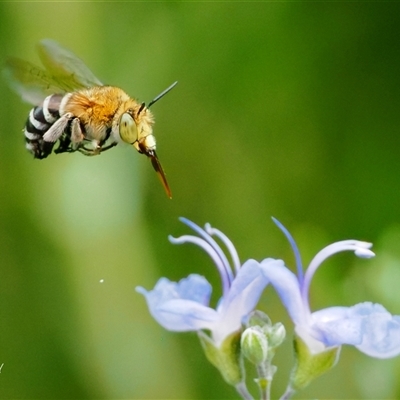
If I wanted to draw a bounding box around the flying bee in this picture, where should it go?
[4,39,177,198]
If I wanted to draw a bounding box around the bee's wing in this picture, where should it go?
[3,57,67,105]
[4,39,103,106]
[37,39,102,90]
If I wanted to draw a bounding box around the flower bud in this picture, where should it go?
[267,322,286,348]
[241,326,269,365]
[246,310,272,329]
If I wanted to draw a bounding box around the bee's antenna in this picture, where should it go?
[147,81,178,109]
[137,102,146,116]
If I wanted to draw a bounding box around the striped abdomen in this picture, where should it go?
[24,93,66,159]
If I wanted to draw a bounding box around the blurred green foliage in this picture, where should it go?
[1,2,400,399]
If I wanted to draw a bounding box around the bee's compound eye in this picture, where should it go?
[119,113,138,144]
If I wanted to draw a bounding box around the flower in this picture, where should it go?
[136,217,280,348]
[260,217,400,359]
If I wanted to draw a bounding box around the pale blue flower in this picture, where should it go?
[261,218,400,358]
[136,217,279,347]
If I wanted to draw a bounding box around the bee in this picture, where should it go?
[4,39,177,198]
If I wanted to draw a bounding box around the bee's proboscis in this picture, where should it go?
[148,151,172,199]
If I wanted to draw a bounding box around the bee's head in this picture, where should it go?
[117,81,177,199]
[118,105,153,149]
[118,108,171,199]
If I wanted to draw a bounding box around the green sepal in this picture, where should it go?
[290,332,341,391]
[198,330,244,386]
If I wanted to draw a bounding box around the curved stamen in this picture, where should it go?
[205,223,241,274]
[301,240,375,313]
[179,217,235,284]
[272,217,304,285]
[168,234,231,297]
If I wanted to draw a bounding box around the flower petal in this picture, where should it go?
[311,307,363,346]
[311,303,400,358]
[351,302,400,358]
[260,258,308,327]
[136,274,218,331]
[213,259,270,346]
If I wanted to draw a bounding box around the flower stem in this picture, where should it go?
[255,362,276,400]
[235,381,254,400]
[279,385,295,400]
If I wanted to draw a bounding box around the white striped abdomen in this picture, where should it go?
[24,93,67,159]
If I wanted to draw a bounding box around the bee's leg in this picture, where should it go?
[78,141,118,156]
[77,147,99,156]
[70,118,85,149]
[99,142,118,152]
[42,112,73,143]
[93,141,102,155]
[90,139,108,155]
[54,133,74,154]
[96,128,118,153]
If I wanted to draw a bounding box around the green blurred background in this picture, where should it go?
[1,2,400,399]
